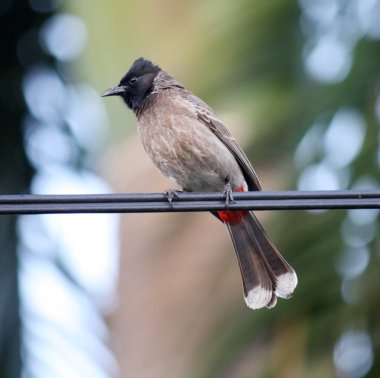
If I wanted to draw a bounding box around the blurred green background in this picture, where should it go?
[1,0,380,377]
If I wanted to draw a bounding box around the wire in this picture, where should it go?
[0,190,379,214]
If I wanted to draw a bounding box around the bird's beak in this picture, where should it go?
[101,85,126,97]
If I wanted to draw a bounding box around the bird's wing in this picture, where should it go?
[185,93,262,191]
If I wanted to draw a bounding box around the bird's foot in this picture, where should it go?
[164,189,182,208]
[223,182,235,210]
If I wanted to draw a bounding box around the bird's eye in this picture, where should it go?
[129,76,138,85]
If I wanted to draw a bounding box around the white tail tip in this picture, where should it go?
[275,271,298,299]
[244,286,273,310]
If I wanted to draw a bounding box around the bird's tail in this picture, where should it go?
[224,211,297,309]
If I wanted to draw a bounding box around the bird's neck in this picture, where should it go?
[133,72,184,118]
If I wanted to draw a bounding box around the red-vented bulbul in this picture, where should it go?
[102,57,297,309]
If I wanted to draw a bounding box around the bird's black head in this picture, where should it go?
[102,57,161,114]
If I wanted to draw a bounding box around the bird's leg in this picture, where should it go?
[223,182,235,210]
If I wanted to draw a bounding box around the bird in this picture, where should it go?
[102,57,297,309]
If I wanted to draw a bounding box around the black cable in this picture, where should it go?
[0,190,379,214]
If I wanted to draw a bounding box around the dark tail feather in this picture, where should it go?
[226,212,297,309]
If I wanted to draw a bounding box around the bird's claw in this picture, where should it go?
[223,182,235,210]
[164,189,182,208]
